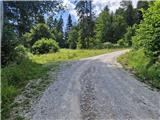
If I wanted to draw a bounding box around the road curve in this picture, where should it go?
[31,50,160,120]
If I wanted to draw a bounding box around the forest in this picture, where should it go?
[1,0,160,119]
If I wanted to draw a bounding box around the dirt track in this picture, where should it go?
[31,50,160,120]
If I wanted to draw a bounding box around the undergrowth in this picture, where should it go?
[118,49,160,90]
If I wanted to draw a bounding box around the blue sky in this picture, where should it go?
[59,0,139,31]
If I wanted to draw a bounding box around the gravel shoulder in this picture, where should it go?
[31,50,160,120]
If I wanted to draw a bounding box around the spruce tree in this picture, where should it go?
[75,0,94,48]
[66,14,73,33]
[136,1,149,24]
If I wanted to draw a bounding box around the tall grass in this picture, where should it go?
[118,49,160,89]
[1,59,54,119]
[31,49,120,64]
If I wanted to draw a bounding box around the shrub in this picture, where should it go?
[89,37,102,49]
[32,38,59,54]
[14,45,29,64]
[23,23,54,47]
[113,44,120,48]
[133,1,160,62]
[117,39,126,47]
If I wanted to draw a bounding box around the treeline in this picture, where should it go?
[66,0,150,49]
[1,0,152,67]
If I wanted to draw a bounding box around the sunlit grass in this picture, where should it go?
[118,49,160,90]
[31,48,122,64]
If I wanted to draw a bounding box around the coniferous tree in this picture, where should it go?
[136,1,149,24]
[66,14,73,33]
[47,16,57,30]
[120,0,136,26]
[57,15,63,33]
[65,14,73,47]
[95,6,111,43]
[95,5,127,44]
[75,0,95,48]
[54,16,65,48]
[126,3,135,26]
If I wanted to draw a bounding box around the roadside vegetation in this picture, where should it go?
[118,1,160,89]
[118,50,160,89]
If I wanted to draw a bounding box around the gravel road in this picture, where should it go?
[31,50,160,120]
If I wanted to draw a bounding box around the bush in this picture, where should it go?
[14,45,29,64]
[133,1,160,62]
[88,37,102,49]
[113,44,120,48]
[117,39,126,47]
[23,23,54,47]
[32,38,59,54]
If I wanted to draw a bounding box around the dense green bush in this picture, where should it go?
[1,26,18,66]
[112,44,120,48]
[88,37,102,49]
[32,38,59,54]
[133,1,160,62]
[117,39,126,47]
[23,23,54,47]
[14,45,29,64]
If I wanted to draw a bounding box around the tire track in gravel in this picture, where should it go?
[80,65,97,120]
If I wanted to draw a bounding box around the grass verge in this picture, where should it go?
[31,48,122,64]
[1,48,122,120]
[118,49,160,90]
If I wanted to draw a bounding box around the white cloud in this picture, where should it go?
[63,0,138,21]
[62,0,78,21]
[92,0,138,14]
